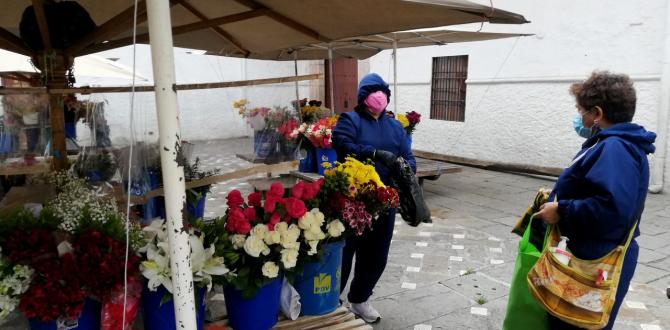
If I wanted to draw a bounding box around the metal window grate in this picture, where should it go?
[430,55,468,122]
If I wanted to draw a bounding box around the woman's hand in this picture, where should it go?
[534,202,560,225]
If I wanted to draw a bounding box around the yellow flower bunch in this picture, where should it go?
[325,115,339,126]
[328,157,385,193]
[396,113,410,128]
[233,99,248,109]
[233,99,249,117]
[300,105,319,117]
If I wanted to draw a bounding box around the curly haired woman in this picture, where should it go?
[535,71,656,329]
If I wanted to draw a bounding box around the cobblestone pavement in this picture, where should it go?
[192,138,670,330]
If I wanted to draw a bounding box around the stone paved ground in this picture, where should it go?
[192,138,670,330]
[7,138,666,329]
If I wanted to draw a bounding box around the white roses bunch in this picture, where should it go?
[298,209,327,255]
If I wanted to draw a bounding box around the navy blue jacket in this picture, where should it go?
[549,123,656,260]
[332,74,415,185]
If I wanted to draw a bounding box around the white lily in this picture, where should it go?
[140,245,173,293]
[190,235,228,291]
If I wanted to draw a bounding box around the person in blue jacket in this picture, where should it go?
[332,73,416,323]
[535,71,656,330]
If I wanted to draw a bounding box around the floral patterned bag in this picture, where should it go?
[527,221,637,329]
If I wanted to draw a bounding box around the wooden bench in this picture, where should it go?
[414,157,462,186]
[287,158,462,186]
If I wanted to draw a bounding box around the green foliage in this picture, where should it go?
[72,149,118,182]
[0,208,59,244]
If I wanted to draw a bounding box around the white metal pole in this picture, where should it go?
[393,39,398,114]
[650,1,670,193]
[145,0,197,328]
[294,51,300,111]
[328,45,335,113]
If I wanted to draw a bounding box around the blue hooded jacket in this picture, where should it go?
[333,73,416,185]
[549,123,656,260]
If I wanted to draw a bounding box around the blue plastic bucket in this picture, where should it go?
[186,193,207,219]
[315,148,337,175]
[0,132,13,154]
[299,148,317,173]
[254,130,276,159]
[28,298,101,330]
[142,285,207,330]
[224,276,282,330]
[293,240,345,315]
[64,123,77,139]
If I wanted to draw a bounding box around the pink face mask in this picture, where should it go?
[364,91,388,115]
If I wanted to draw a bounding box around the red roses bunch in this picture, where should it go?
[225,180,323,236]
[3,228,85,322]
[0,207,142,324]
[72,229,141,300]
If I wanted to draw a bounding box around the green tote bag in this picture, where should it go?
[502,216,549,330]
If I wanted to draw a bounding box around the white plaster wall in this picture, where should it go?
[366,0,670,183]
[77,45,320,146]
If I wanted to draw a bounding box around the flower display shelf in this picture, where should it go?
[236,153,295,165]
[205,307,373,330]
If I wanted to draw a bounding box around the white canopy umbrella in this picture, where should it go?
[0,49,148,83]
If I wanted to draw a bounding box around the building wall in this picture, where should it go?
[366,0,670,183]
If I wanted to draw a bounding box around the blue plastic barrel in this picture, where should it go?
[142,285,207,330]
[315,148,337,175]
[223,276,282,330]
[28,298,101,330]
[186,193,207,219]
[64,123,77,139]
[293,240,345,315]
[299,148,317,173]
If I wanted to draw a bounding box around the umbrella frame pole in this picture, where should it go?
[393,39,398,114]
[328,45,335,113]
[145,1,197,328]
[294,51,300,111]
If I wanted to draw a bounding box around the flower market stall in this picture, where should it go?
[0,1,528,329]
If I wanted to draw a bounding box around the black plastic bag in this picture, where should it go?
[390,157,431,226]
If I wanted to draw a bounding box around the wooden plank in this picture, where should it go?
[0,74,324,95]
[413,150,563,177]
[176,0,250,57]
[206,307,372,330]
[0,160,51,176]
[300,313,355,330]
[0,27,33,56]
[0,185,55,213]
[232,0,329,42]
[31,0,52,51]
[236,153,295,164]
[114,160,298,205]
[67,1,149,56]
[79,8,269,55]
[321,319,367,330]
[273,307,348,329]
[288,170,322,182]
[247,176,298,192]
[415,157,462,178]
